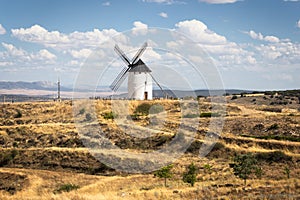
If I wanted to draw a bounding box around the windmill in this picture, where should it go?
[110,42,165,100]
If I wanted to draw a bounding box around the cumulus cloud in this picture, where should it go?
[37,49,57,60]
[175,19,227,45]
[11,24,121,50]
[132,21,148,36]
[159,12,168,18]
[68,49,92,59]
[173,19,257,68]
[1,42,56,64]
[247,30,280,43]
[11,25,69,46]
[199,0,239,4]
[0,24,6,35]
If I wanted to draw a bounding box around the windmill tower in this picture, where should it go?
[110,42,154,100]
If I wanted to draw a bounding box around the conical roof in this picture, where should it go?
[129,59,151,73]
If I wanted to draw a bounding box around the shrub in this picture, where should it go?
[14,110,22,118]
[284,166,290,179]
[255,151,292,163]
[54,183,80,194]
[203,163,213,173]
[229,153,261,185]
[211,142,225,151]
[183,113,198,118]
[267,123,279,131]
[79,108,85,115]
[0,149,18,167]
[149,104,164,114]
[200,112,221,118]
[262,107,282,113]
[183,163,198,187]
[103,111,117,120]
[134,103,152,115]
[154,164,173,187]
[85,113,92,121]
[231,95,238,100]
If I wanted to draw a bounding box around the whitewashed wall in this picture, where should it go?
[128,72,152,100]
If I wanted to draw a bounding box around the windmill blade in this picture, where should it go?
[110,67,130,91]
[131,42,148,65]
[150,73,168,99]
[114,44,131,65]
[110,67,127,90]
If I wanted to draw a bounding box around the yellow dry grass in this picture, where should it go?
[0,98,299,199]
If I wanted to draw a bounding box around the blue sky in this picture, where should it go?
[0,0,300,90]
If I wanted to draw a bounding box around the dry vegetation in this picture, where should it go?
[0,94,299,199]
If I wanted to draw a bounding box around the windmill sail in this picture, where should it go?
[114,45,131,65]
[131,42,147,64]
[110,67,130,91]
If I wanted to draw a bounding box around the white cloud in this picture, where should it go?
[102,1,110,6]
[2,42,27,58]
[297,20,300,28]
[68,49,92,59]
[284,0,300,2]
[11,24,121,50]
[132,21,148,36]
[159,12,168,18]
[11,25,69,47]
[0,61,13,66]
[1,43,57,65]
[37,49,57,60]
[174,19,256,69]
[0,24,6,35]
[199,0,240,4]
[247,30,280,43]
[175,19,227,45]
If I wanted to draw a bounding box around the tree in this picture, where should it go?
[183,162,198,187]
[154,164,173,187]
[229,153,261,185]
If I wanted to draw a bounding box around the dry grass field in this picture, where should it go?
[0,93,299,199]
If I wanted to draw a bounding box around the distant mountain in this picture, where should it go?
[0,81,72,91]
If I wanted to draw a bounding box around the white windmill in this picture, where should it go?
[110,42,164,100]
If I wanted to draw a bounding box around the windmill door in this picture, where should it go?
[144,92,148,100]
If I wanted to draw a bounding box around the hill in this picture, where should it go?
[0,93,299,199]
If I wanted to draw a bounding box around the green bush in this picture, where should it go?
[262,107,282,113]
[85,113,92,121]
[14,110,22,118]
[183,163,198,187]
[134,103,164,116]
[267,123,279,131]
[231,95,238,100]
[79,108,85,115]
[183,113,198,118]
[54,183,80,194]
[255,151,292,163]
[149,104,164,114]
[0,149,18,167]
[203,163,213,173]
[103,111,117,120]
[134,103,152,115]
[154,164,173,187]
[229,153,261,185]
[200,112,221,118]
